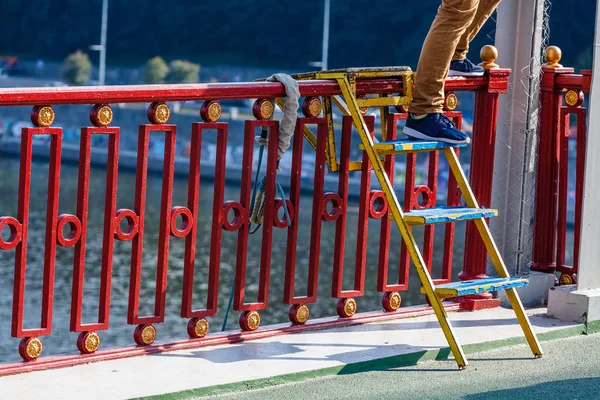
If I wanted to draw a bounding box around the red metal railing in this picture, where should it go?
[531,67,592,285]
[0,70,509,373]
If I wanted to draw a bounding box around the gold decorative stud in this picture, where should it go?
[289,304,310,324]
[345,298,357,316]
[141,325,156,344]
[382,291,402,312]
[147,102,171,124]
[302,97,323,118]
[19,337,43,361]
[544,46,563,68]
[247,311,260,330]
[77,331,101,354]
[559,273,574,286]
[90,104,114,127]
[200,100,222,122]
[134,324,157,345]
[479,45,499,69]
[26,337,43,359]
[239,310,261,331]
[444,93,458,111]
[187,318,209,338]
[194,319,209,337]
[337,298,357,318]
[31,105,55,127]
[253,99,274,120]
[296,305,310,323]
[564,90,584,108]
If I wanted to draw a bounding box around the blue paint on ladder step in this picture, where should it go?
[404,206,498,225]
[360,139,468,154]
[425,277,529,299]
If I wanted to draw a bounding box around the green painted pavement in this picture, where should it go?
[138,325,595,400]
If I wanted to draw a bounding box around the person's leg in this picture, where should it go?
[409,0,480,115]
[453,0,502,61]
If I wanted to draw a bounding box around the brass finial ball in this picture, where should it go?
[479,45,499,68]
[545,46,562,67]
[480,45,498,64]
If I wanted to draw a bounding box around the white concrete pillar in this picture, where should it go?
[577,0,600,291]
[547,0,600,324]
[492,0,544,274]
[493,0,556,307]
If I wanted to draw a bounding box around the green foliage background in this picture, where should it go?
[0,0,594,70]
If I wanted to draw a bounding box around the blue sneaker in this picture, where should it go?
[449,58,485,77]
[403,113,470,144]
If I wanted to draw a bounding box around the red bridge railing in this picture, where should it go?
[530,58,592,285]
[0,66,510,374]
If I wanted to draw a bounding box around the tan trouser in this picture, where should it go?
[409,0,502,114]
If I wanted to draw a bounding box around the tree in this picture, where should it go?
[143,56,169,83]
[166,60,200,84]
[62,50,92,85]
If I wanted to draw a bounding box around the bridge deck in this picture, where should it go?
[0,307,580,400]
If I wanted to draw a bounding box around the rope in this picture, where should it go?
[221,128,292,332]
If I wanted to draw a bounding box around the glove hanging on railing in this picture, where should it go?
[265,73,300,163]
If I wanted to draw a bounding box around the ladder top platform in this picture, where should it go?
[405,207,498,226]
[429,277,529,299]
[361,139,468,154]
[291,66,413,80]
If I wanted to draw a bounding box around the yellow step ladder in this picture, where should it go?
[314,70,543,369]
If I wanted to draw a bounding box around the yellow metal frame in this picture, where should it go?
[276,69,413,173]
[315,71,543,369]
[443,147,543,359]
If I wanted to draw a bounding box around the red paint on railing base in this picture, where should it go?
[452,297,501,311]
[0,304,460,377]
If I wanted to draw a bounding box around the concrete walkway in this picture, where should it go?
[0,307,582,399]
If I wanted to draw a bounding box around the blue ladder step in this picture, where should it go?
[404,206,498,226]
[360,139,468,154]
[422,277,529,299]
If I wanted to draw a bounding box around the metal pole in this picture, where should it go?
[99,0,108,86]
[576,0,600,290]
[321,0,330,71]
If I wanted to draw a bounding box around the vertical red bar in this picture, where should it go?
[399,149,416,289]
[530,69,564,273]
[556,110,570,271]
[307,122,328,300]
[70,126,120,332]
[377,113,409,292]
[181,122,228,318]
[12,127,62,337]
[573,108,587,274]
[127,124,176,325]
[441,114,462,282]
[283,117,328,304]
[258,121,279,305]
[423,152,438,276]
[331,116,352,297]
[354,121,373,293]
[330,116,374,298]
[234,120,279,311]
[461,87,500,284]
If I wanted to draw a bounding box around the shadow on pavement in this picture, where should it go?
[463,378,600,400]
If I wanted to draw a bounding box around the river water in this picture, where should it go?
[0,153,467,363]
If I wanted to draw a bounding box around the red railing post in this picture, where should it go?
[530,66,574,274]
[459,68,510,310]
